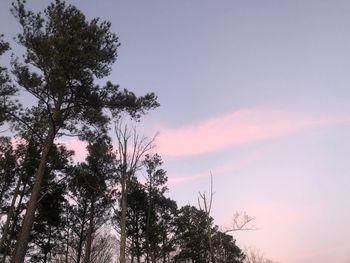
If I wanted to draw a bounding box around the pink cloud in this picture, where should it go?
[155,108,349,157]
[167,149,264,186]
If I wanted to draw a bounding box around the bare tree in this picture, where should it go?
[244,247,279,263]
[51,230,118,263]
[114,122,155,263]
[197,173,256,263]
[89,232,118,263]
[197,173,215,263]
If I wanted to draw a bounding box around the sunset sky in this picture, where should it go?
[1,1,350,262]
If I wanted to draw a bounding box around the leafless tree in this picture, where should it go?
[50,230,118,263]
[89,233,118,263]
[114,121,155,263]
[244,247,279,263]
[197,173,215,263]
[197,173,257,263]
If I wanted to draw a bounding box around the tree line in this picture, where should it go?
[0,130,245,263]
[0,1,248,262]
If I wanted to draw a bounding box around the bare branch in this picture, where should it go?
[224,211,257,233]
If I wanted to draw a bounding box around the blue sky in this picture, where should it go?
[1,1,350,262]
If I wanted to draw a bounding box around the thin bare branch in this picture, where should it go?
[224,211,257,233]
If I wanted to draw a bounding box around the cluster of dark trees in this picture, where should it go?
[0,1,246,262]
[0,132,245,263]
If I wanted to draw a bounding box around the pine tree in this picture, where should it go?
[174,205,245,263]
[0,35,14,127]
[143,154,168,263]
[0,1,158,261]
[67,137,115,263]
[28,144,73,263]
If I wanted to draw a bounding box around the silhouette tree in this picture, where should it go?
[0,138,41,263]
[0,137,16,209]
[66,137,115,263]
[123,154,176,263]
[174,205,214,262]
[1,1,158,261]
[0,35,17,130]
[174,205,244,263]
[28,144,73,263]
[143,154,169,263]
[114,123,155,263]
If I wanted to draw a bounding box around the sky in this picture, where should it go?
[1,1,350,262]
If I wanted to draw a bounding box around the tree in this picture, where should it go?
[125,179,148,263]
[123,154,176,263]
[28,143,73,263]
[0,137,17,260]
[0,137,16,209]
[143,154,169,263]
[174,205,214,263]
[174,205,244,263]
[1,1,158,262]
[89,232,118,263]
[212,230,245,263]
[0,35,14,128]
[155,196,177,263]
[0,36,9,86]
[0,138,41,263]
[244,247,279,263]
[67,137,115,263]
[197,174,215,263]
[114,123,155,263]
[196,175,254,263]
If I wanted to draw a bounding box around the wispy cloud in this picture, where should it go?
[155,108,349,157]
[167,149,264,186]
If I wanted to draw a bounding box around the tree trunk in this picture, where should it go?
[208,231,215,263]
[145,178,152,263]
[77,198,88,263]
[83,197,95,263]
[119,173,127,263]
[10,125,56,263]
